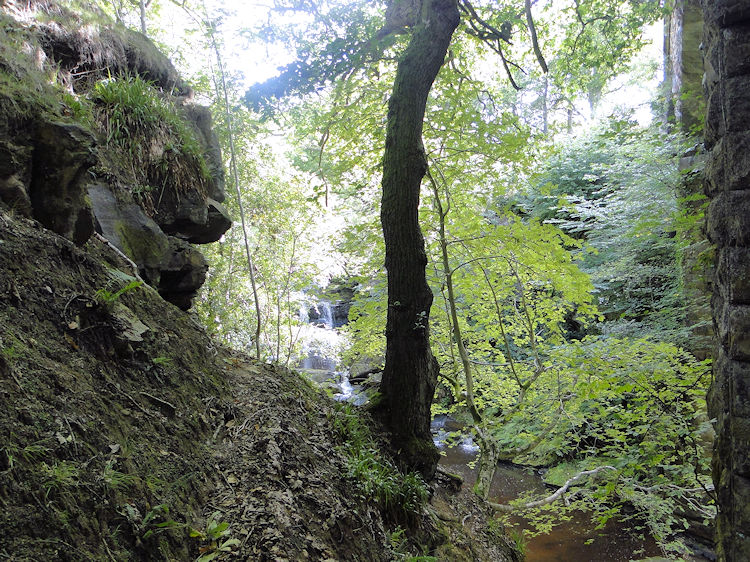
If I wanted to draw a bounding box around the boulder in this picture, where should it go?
[88,183,209,310]
[181,103,226,203]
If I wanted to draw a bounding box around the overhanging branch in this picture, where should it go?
[489,466,617,512]
[524,0,548,72]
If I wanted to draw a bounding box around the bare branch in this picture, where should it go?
[460,0,512,44]
[489,466,617,512]
[499,44,521,90]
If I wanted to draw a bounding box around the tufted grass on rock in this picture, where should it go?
[93,74,209,181]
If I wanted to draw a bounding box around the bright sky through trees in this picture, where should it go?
[146,1,662,130]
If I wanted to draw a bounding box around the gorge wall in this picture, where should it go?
[702,1,750,559]
[664,0,713,360]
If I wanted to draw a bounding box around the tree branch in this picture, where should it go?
[524,0,548,73]
[488,466,617,512]
[459,0,512,44]
[498,43,522,90]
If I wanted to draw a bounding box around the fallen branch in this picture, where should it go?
[488,465,616,512]
[94,233,143,282]
[139,392,177,415]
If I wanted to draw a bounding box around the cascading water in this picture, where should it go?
[298,300,340,371]
[316,301,334,329]
[431,414,479,453]
[297,298,365,403]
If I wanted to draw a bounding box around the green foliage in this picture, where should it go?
[190,511,240,561]
[520,120,688,339]
[141,503,182,539]
[95,279,143,306]
[1,334,25,363]
[493,336,713,555]
[115,1,710,557]
[0,14,94,125]
[152,356,174,367]
[428,208,597,421]
[244,0,387,110]
[94,74,191,149]
[504,525,526,558]
[542,0,664,107]
[41,461,79,499]
[331,404,428,525]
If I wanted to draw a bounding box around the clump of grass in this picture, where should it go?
[92,73,211,196]
[101,459,137,492]
[331,404,428,525]
[41,460,79,499]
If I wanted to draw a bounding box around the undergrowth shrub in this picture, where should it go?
[330,403,428,526]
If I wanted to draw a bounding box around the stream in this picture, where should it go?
[298,300,667,561]
[432,416,663,562]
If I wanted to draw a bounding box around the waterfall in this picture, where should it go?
[316,301,334,329]
[297,299,344,372]
[296,297,370,404]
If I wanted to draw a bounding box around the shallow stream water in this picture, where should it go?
[432,417,663,562]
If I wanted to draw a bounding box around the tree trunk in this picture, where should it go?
[474,428,499,500]
[139,0,147,35]
[701,2,750,560]
[377,0,459,480]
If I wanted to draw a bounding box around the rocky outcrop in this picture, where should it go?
[701,1,750,559]
[0,0,231,309]
[0,118,96,245]
[87,184,209,308]
[0,0,230,309]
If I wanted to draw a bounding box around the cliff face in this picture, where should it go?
[663,0,714,361]
[0,0,231,310]
[702,1,750,559]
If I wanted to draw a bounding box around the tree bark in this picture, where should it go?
[377,0,459,480]
[701,2,750,560]
[474,428,499,500]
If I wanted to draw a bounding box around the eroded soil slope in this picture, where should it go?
[0,209,394,560]
[0,210,230,560]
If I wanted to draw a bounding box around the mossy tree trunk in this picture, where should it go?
[377,0,459,480]
[701,2,750,559]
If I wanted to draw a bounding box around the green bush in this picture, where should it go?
[331,404,428,525]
